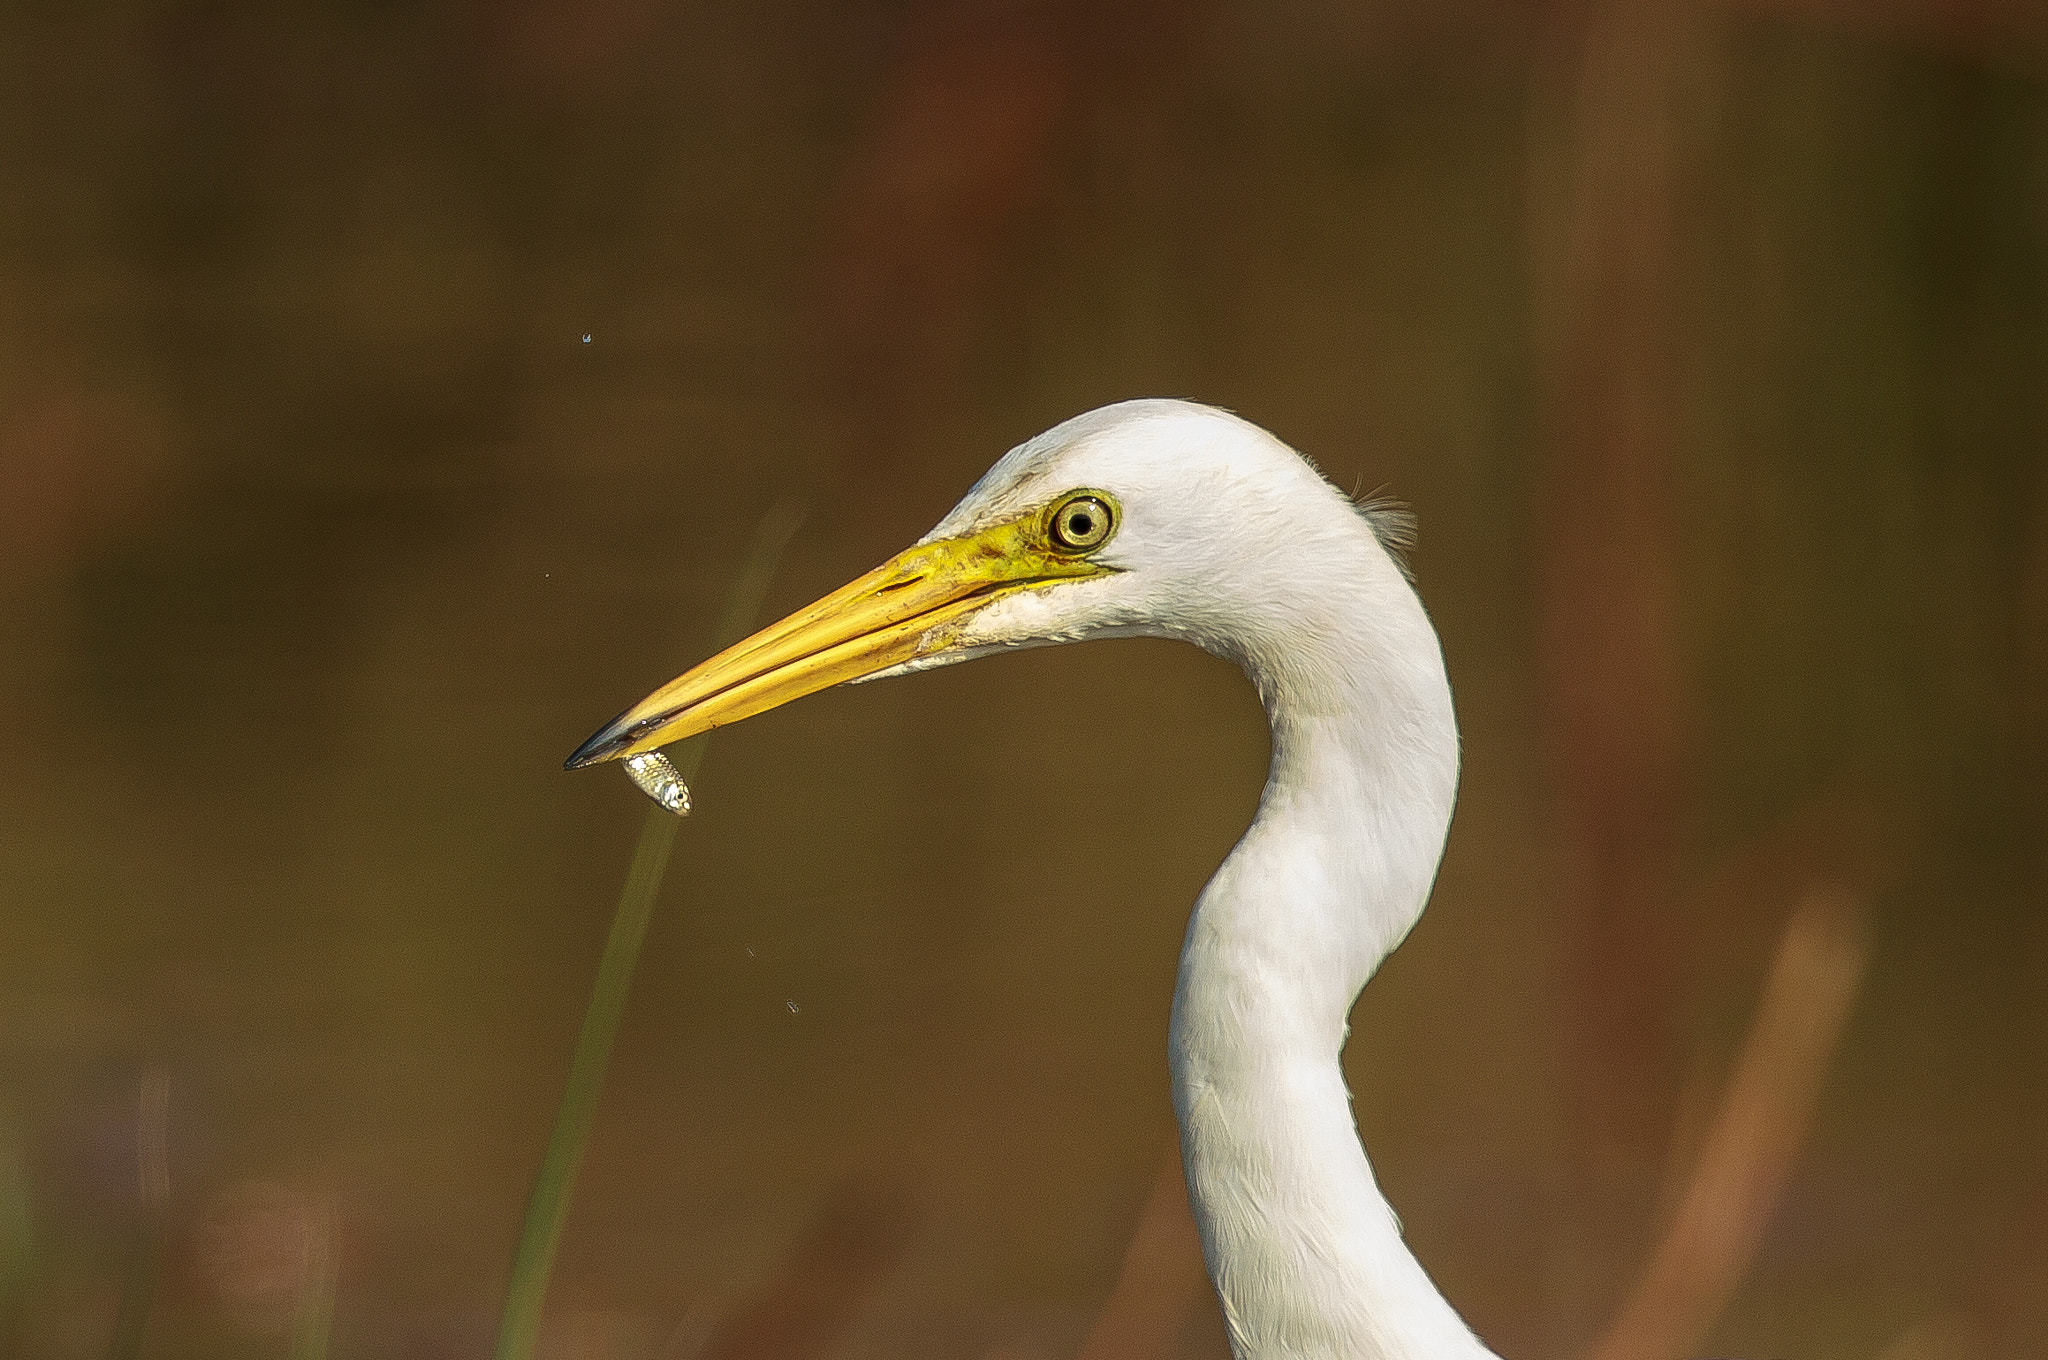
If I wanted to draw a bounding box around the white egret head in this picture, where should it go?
[565,399,1416,768]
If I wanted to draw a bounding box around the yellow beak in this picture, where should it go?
[564,511,1111,770]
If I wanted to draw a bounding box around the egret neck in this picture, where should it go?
[1169,525,1492,1360]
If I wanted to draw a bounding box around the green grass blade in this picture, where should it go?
[106,1071,168,1360]
[494,501,805,1360]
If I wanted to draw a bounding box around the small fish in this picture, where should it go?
[622,751,691,816]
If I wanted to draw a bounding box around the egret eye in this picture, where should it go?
[1048,492,1116,553]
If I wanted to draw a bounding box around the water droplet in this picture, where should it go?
[622,751,690,816]
[581,333,592,344]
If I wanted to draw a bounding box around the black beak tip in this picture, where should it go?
[563,713,633,771]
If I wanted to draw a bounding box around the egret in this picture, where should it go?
[567,400,1497,1360]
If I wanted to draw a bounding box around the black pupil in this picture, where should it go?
[1067,511,1093,538]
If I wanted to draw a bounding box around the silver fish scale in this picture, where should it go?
[622,751,691,816]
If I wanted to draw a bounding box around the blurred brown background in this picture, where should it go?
[0,2,2043,1359]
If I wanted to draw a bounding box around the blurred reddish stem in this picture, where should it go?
[1590,889,1868,1360]
[1532,0,1697,1313]
[812,0,1193,471]
[1069,1154,1208,1360]
[816,1,1075,460]
[694,1178,920,1360]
